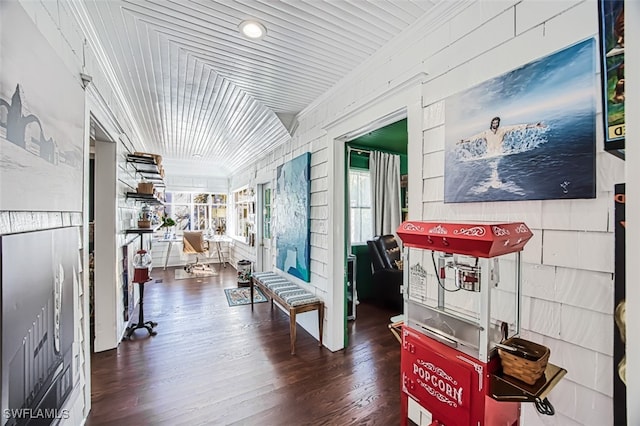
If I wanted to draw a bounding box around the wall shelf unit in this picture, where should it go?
[126,153,165,188]
[125,153,167,233]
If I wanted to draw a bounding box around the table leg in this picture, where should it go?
[215,241,226,267]
[164,241,173,270]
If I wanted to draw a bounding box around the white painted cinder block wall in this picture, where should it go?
[230,1,629,424]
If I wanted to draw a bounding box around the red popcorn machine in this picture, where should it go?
[396,221,566,426]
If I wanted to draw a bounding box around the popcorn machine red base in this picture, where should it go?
[396,221,564,426]
[401,326,519,426]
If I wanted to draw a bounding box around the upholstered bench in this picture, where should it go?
[251,272,324,355]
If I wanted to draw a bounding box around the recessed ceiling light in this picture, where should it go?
[239,20,267,40]
[192,153,203,158]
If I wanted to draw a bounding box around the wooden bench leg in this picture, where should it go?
[290,308,297,355]
[318,303,324,348]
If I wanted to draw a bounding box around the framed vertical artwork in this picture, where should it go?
[0,1,84,211]
[275,152,311,282]
[598,0,625,157]
[613,184,626,425]
[444,38,597,203]
[1,227,79,422]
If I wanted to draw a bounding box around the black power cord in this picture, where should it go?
[534,397,555,415]
[431,251,461,292]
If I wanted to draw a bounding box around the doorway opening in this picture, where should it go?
[344,118,408,341]
[256,182,272,272]
[88,117,118,353]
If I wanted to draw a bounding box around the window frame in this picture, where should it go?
[348,167,372,245]
[163,191,227,233]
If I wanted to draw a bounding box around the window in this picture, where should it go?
[232,187,255,244]
[263,188,271,239]
[349,168,372,244]
[164,192,227,233]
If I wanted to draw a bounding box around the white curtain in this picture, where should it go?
[370,151,402,237]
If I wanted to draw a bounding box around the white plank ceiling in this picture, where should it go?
[80,0,439,176]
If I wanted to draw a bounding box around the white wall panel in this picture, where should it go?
[556,267,613,314]
[422,101,445,130]
[572,197,610,232]
[423,125,445,154]
[311,162,328,179]
[310,246,328,264]
[310,219,327,235]
[597,152,626,192]
[442,9,515,73]
[310,205,328,220]
[521,229,543,265]
[422,151,444,179]
[521,263,556,301]
[310,259,327,279]
[422,177,444,202]
[541,200,573,230]
[573,382,614,426]
[543,230,580,269]
[521,404,581,426]
[310,176,328,193]
[541,1,599,48]
[561,304,612,355]
[0,212,10,234]
[310,191,328,206]
[595,352,614,397]
[310,233,328,248]
[543,374,578,421]
[311,147,328,165]
[527,298,561,338]
[515,0,582,35]
[576,231,614,273]
[449,1,517,42]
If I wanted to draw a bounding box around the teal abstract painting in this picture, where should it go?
[275,152,311,282]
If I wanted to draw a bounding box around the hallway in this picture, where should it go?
[86,266,401,425]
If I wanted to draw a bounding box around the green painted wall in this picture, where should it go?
[351,244,374,301]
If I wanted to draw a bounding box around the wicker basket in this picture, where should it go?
[498,338,550,385]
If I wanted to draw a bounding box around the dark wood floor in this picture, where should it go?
[86,265,402,426]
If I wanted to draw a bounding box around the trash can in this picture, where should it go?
[237,260,252,287]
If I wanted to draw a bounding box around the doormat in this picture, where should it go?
[175,267,218,280]
[224,287,268,307]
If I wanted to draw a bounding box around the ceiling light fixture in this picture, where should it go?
[192,153,203,158]
[239,20,267,40]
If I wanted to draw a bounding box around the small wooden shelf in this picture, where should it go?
[125,192,164,205]
[490,362,567,403]
[125,227,159,234]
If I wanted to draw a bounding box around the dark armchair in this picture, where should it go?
[366,234,403,312]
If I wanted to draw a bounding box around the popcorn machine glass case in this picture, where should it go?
[397,221,533,363]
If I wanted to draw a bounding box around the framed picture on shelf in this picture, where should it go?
[598,0,625,157]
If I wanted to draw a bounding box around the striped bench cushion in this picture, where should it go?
[252,272,278,280]
[253,272,320,307]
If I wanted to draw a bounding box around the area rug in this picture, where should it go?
[224,287,268,307]
[175,267,218,280]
